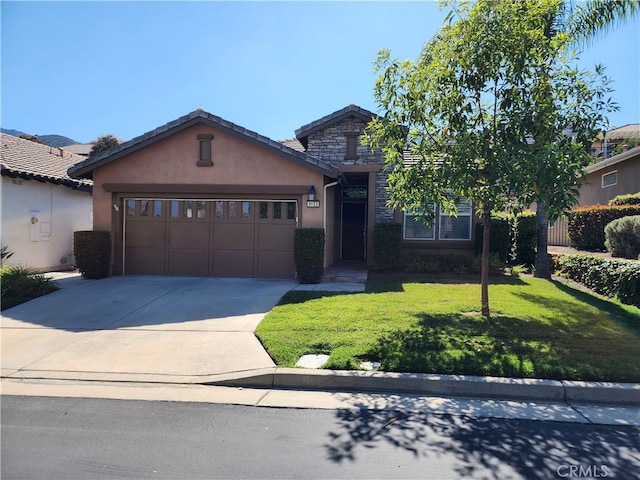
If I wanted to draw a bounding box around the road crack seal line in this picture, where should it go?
[567,403,594,424]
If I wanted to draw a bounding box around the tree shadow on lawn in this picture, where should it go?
[367,304,640,382]
[366,273,526,293]
[545,279,640,335]
[324,404,640,478]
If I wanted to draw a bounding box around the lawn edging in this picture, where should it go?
[207,368,640,406]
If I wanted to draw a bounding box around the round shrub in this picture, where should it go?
[73,231,111,279]
[604,215,640,259]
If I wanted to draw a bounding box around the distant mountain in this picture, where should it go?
[1,128,25,137]
[37,134,79,148]
[1,128,79,148]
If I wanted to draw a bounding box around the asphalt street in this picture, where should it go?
[2,395,639,480]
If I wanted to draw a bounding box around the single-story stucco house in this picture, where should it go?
[68,105,477,278]
[579,145,640,207]
[547,145,640,246]
[1,134,93,271]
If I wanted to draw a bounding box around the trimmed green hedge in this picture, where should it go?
[74,231,111,279]
[512,211,537,267]
[294,228,325,283]
[406,252,475,274]
[553,254,640,307]
[609,192,640,207]
[568,205,640,251]
[474,214,511,262]
[373,223,402,271]
[473,212,536,267]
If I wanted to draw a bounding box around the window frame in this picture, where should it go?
[402,198,473,241]
[403,204,436,240]
[438,197,472,241]
[601,170,618,188]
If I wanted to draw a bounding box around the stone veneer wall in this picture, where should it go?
[306,117,395,222]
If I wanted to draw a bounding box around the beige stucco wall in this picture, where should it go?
[1,177,93,271]
[92,124,327,232]
[578,154,640,206]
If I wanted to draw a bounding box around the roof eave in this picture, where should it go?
[1,167,93,192]
[585,146,640,174]
[68,112,339,180]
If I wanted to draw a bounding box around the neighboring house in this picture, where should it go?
[580,145,640,206]
[1,134,93,271]
[591,124,640,158]
[62,143,93,157]
[547,145,640,246]
[68,105,477,279]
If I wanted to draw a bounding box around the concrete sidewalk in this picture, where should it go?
[1,272,639,415]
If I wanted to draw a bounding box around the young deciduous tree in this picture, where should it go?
[367,0,614,315]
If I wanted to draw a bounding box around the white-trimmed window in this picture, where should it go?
[439,197,472,240]
[602,170,617,188]
[403,204,435,240]
[403,197,472,241]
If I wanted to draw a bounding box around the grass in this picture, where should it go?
[255,274,640,382]
[0,266,59,311]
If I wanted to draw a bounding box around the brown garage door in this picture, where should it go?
[124,199,297,278]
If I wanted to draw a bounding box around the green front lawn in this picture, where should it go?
[255,274,640,382]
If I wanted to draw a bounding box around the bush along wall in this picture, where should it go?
[474,213,511,263]
[293,228,325,283]
[73,231,111,279]
[553,254,640,308]
[568,205,640,251]
[605,215,640,259]
[373,223,402,271]
[405,252,475,274]
[608,192,640,207]
[473,212,536,267]
[511,211,537,267]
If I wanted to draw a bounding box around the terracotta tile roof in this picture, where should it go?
[62,143,92,156]
[279,138,305,152]
[606,124,640,141]
[1,134,93,191]
[68,109,339,180]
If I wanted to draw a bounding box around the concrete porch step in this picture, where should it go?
[321,263,368,284]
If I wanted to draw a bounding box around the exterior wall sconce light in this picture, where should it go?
[307,186,320,208]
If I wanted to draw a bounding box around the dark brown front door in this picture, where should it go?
[341,202,366,261]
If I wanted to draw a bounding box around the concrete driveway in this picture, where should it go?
[1,275,297,384]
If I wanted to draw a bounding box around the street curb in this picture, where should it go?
[206,368,640,406]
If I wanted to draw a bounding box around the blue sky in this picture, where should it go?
[2,1,639,144]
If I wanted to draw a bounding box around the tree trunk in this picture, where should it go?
[535,199,551,279]
[481,206,491,317]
